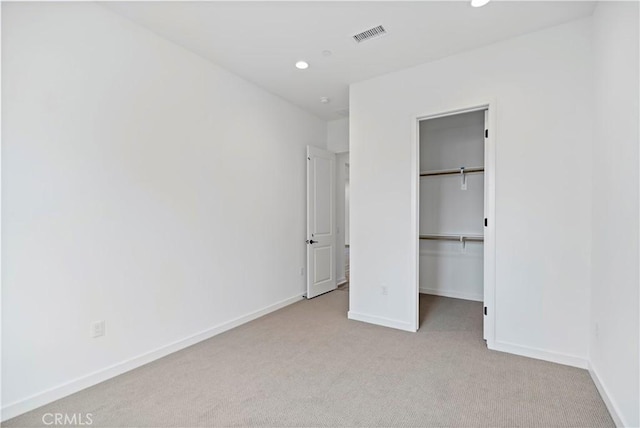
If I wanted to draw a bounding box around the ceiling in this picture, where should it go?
[102,1,596,121]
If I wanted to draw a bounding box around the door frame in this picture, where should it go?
[412,100,496,347]
[334,153,350,287]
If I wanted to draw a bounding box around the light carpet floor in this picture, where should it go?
[5,291,614,427]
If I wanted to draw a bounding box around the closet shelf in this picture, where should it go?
[420,234,484,242]
[420,166,484,177]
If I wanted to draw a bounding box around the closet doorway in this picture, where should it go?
[415,104,495,344]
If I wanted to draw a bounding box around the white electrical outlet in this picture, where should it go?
[381,285,388,296]
[300,267,305,276]
[91,321,106,338]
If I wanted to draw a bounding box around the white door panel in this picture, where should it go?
[307,146,336,298]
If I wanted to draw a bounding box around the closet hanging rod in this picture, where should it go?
[420,166,484,177]
[419,234,484,242]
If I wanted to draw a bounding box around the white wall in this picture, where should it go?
[590,2,640,427]
[419,111,485,301]
[350,18,593,364]
[1,2,326,418]
[327,118,349,153]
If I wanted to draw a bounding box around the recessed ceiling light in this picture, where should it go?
[295,61,309,70]
[471,0,490,7]
[320,97,330,104]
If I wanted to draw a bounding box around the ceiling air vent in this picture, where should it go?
[353,25,386,43]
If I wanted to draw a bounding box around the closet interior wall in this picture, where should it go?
[419,111,485,302]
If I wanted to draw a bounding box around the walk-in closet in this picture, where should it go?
[419,109,487,330]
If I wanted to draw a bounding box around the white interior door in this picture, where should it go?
[306,146,336,298]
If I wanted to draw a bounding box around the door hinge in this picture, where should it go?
[485,129,488,138]
[484,306,487,316]
[484,218,488,227]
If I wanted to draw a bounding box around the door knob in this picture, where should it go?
[306,239,318,244]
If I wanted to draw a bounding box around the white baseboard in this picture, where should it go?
[489,340,588,369]
[348,311,416,332]
[1,293,305,422]
[588,363,626,427]
[419,287,483,302]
